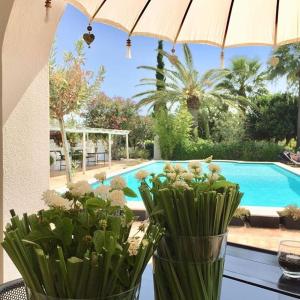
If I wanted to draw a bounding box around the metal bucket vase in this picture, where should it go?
[153,233,227,300]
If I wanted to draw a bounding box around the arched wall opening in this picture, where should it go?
[0,0,66,282]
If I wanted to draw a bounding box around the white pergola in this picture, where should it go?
[50,126,130,172]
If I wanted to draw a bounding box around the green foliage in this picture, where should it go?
[174,139,284,161]
[135,44,237,137]
[83,93,153,151]
[210,110,246,143]
[246,93,297,141]
[154,107,193,159]
[130,148,151,160]
[138,162,242,300]
[217,56,268,99]
[2,184,164,298]
[50,40,105,120]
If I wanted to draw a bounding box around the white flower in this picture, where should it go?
[188,161,201,170]
[108,190,126,207]
[172,180,190,190]
[208,164,221,173]
[174,163,185,173]
[166,172,177,181]
[207,173,220,183]
[164,163,174,173]
[141,239,149,247]
[68,180,92,197]
[135,170,149,181]
[128,238,140,256]
[42,190,70,209]
[94,172,106,182]
[204,155,213,163]
[94,185,110,200]
[110,176,126,190]
[181,172,194,181]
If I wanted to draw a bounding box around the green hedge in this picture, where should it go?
[172,140,284,161]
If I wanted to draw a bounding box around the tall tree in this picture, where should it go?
[217,57,267,111]
[268,44,300,146]
[50,40,105,183]
[135,44,239,138]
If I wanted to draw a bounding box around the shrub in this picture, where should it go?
[278,205,300,221]
[130,148,150,159]
[173,140,284,161]
[234,207,250,220]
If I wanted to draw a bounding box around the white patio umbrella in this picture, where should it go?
[46,0,300,65]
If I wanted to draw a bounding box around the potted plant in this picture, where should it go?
[2,174,164,300]
[278,205,300,230]
[137,160,243,300]
[229,207,250,226]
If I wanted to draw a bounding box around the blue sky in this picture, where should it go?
[55,5,284,101]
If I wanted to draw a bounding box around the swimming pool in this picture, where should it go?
[91,161,300,207]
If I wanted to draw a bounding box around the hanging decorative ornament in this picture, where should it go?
[126,38,132,59]
[268,45,279,67]
[220,49,225,69]
[44,0,52,22]
[83,24,95,48]
[269,55,280,67]
[169,47,178,65]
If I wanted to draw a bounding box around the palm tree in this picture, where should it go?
[216,57,267,112]
[268,43,300,147]
[135,44,243,138]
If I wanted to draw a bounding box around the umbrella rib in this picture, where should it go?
[174,0,193,44]
[129,0,152,36]
[221,0,235,48]
[91,0,108,21]
[274,0,280,46]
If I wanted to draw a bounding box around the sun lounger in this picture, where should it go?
[282,151,300,166]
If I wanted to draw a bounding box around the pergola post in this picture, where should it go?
[108,133,112,169]
[82,131,86,174]
[126,134,129,160]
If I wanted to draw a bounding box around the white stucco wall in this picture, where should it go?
[1,0,65,282]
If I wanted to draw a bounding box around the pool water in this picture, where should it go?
[92,161,300,207]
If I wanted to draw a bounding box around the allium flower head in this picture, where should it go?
[141,239,149,247]
[208,164,221,173]
[108,190,126,207]
[94,185,110,200]
[166,172,177,181]
[174,163,185,173]
[110,176,126,190]
[128,238,140,256]
[188,161,201,170]
[94,172,106,182]
[164,163,174,173]
[135,170,149,181]
[68,180,92,197]
[42,190,70,209]
[172,180,190,190]
[181,172,194,181]
[207,173,220,183]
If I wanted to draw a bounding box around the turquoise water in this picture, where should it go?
[91,161,300,207]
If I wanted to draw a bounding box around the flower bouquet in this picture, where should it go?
[137,159,243,300]
[2,173,164,300]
